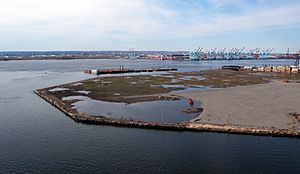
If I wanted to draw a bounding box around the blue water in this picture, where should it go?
[1,59,300,174]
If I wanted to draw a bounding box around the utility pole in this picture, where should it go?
[161,110,165,124]
[227,114,231,125]
[296,53,300,68]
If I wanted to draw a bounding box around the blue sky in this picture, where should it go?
[0,0,299,52]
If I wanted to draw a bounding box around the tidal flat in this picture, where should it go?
[35,69,300,137]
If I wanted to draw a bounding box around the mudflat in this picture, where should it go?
[176,81,300,129]
[35,69,300,136]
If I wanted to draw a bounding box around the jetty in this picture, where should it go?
[34,86,300,138]
[34,69,300,138]
[84,67,178,75]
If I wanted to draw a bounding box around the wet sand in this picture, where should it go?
[176,81,300,129]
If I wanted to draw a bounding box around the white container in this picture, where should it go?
[91,69,99,74]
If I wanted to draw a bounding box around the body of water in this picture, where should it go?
[1,59,300,174]
[64,96,200,124]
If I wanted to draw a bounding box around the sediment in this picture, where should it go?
[34,89,187,131]
[34,89,300,138]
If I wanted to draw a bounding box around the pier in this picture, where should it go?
[84,67,178,75]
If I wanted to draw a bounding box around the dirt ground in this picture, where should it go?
[175,81,300,129]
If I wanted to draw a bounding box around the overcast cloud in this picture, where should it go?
[0,0,299,52]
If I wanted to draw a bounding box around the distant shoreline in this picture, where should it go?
[0,55,121,61]
[0,57,296,62]
[0,50,298,61]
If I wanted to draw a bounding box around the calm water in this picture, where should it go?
[64,96,200,124]
[1,59,300,174]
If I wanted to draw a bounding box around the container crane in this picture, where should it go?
[252,48,260,59]
[225,48,233,60]
[218,48,226,60]
[237,47,245,59]
[129,48,137,59]
[260,48,269,59]
[232,48,239,59]
[211,48,217,60]
[189,47,202,60]
[262,48,274,59]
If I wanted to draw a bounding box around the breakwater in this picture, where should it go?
[34,89,187,131]
[34,89,300,137]
[84,68,178,75]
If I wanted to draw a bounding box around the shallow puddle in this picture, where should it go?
[71,83,83,86]
[63,96,201,124]
[160,84,186,89]
[178,75,205,81]
[76,90,91,94]
[49,87,69,92]
[170,85,211,93]
[155,84,211,94]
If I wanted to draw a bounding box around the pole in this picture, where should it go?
[296,54,300,68]
[295,54,300,68]
[227,114,231,125]
[161,110,164,124]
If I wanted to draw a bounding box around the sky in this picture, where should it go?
[0,0,299,52]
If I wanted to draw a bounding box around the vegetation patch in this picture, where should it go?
[44,69,300,105]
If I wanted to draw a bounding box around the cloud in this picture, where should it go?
[208,0,245,8]
[184,2,300,37]
[0,0,299,50]
[0,0,174,35]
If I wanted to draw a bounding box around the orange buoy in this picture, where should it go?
[188,98,194,106]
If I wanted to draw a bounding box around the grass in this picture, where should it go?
[80,76,172,98]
